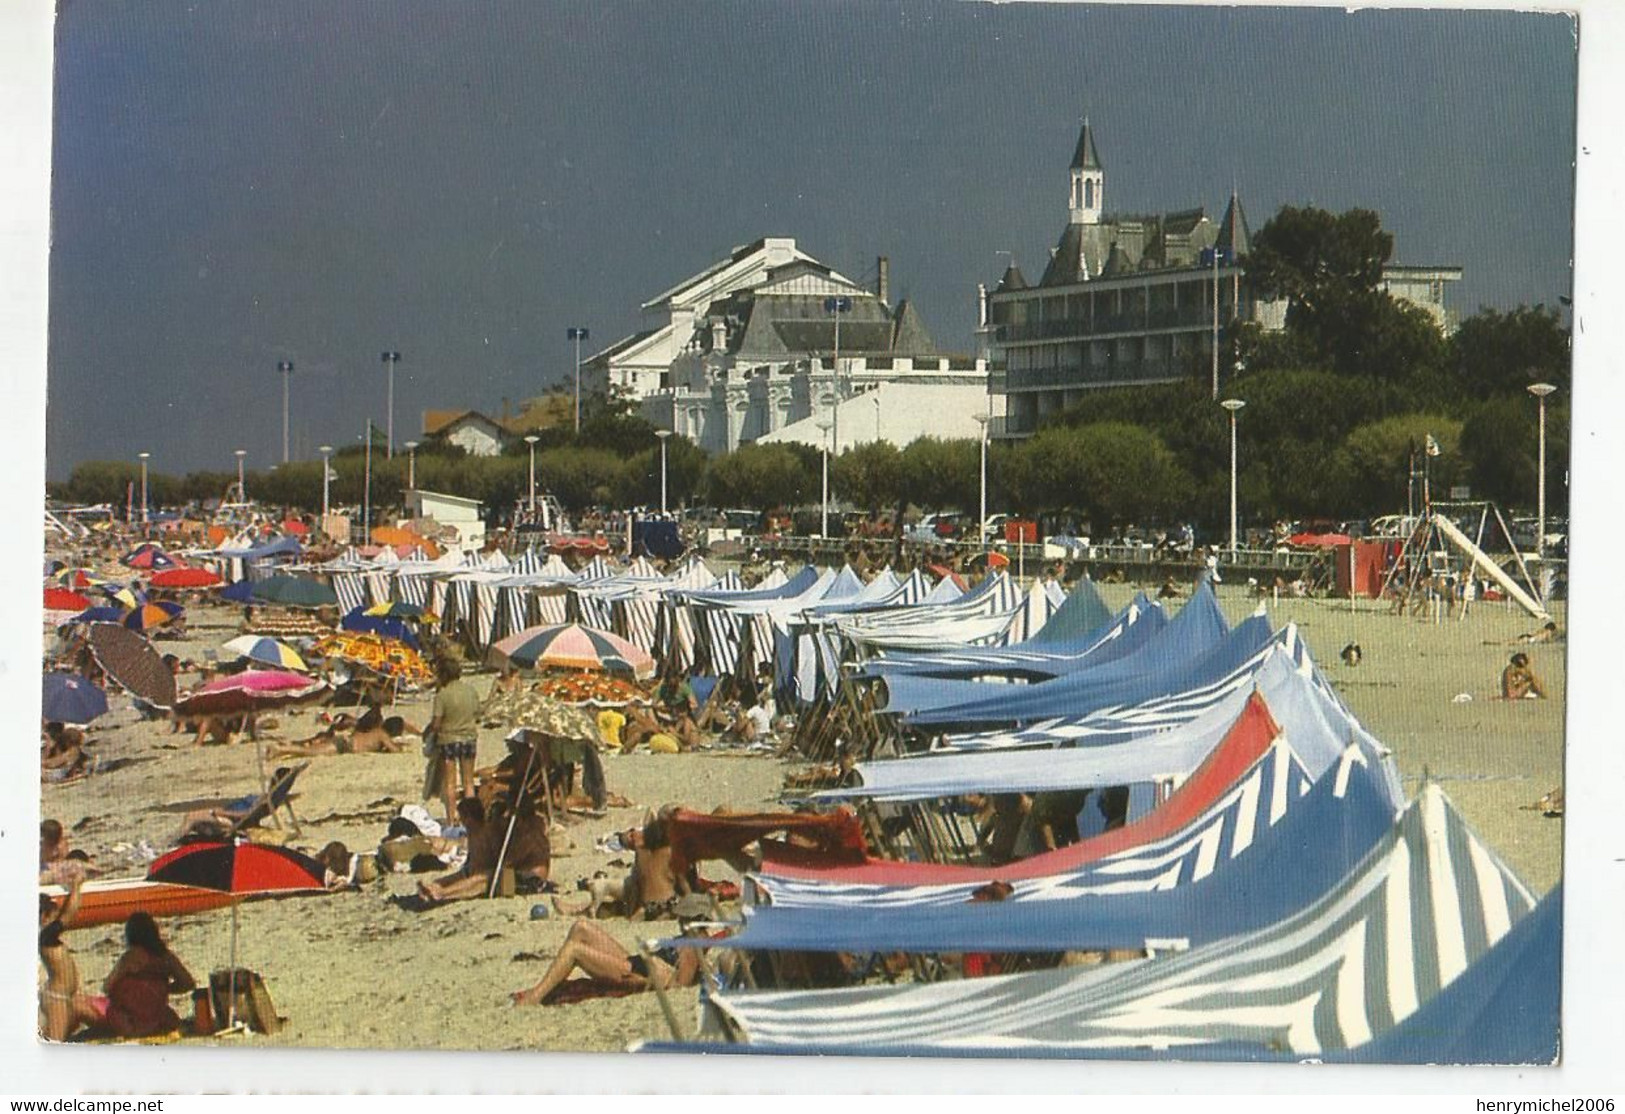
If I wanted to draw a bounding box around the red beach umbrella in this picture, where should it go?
[146,840,327,1030]
[45,587,93,612]
[150,567,224,590]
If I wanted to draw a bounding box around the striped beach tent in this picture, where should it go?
[698,781,1535,1058]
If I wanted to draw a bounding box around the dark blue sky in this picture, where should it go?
[45,1,1577,477]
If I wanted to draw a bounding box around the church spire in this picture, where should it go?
[1068,118,1104,226]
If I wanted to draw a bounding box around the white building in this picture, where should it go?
[610,242,986,453]
[756,379,992,454]
[404,490,485,553]
[421,410,507,457]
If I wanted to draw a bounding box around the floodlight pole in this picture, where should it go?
[363,427,373,546]
[234,449,247,504]
[277,361,294,464]
[1211,245,1221,400]
[1220,399,1246,554]
[656,430,673,515]
[973,413,989,548]
[525,435,540,515]
[1528,382,1557,561]
[824,297,852,465]
[380,352,401,458]
[318,445,333,521]
[567,327,590,434]
[816,418,833,539]
[137,452,150,526]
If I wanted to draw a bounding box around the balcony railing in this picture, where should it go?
[999,361,1186,392]
[993,304,1246,344]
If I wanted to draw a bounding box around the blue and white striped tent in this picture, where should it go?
[698,782,1538,1060]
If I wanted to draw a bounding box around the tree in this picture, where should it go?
[898,438,980,513]
[1339,413,1464,515]
[619,436,708,509]
[831,441,904,513]
[1448,304,1571,398]
[704,444,814,511]
[1014,423,1194,528]
[1458,395,1570,515]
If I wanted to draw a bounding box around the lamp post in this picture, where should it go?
[1210,243,1221,400]
[404,440,419,492]
[870,393,882,443]
[318,445,333,521]
[1220,399,1246,554]
[137,452,150,526]
[277,361,294,463]
[233,449,247,504]
[1528,382,1557,561]
[362,428,373,546]
[655,430,673,515]
[972,413,990,547]
[816,417,834,538]
[824,296,851,460]
[567,327,590,434]
[380,351,401,458]
[523,435,540,517]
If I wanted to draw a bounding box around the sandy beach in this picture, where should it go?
[41,579,1565,1053]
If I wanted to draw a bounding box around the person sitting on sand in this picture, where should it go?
[104,912,197,1040]
[727,696,774,745]
[416,796,551,905]
[623,672,703,753]
[41,723,90,783]
[39,877,106,1041]
[509,918,704,1006]
[1517,621,1563,645]
[554,818,679,920]
[1501,652,1549,700]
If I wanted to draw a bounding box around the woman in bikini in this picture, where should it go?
[509,917,702,1006]
[104,912,197,1039]
[39,877,105,1041]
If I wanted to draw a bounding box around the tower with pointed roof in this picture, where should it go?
[1068,118,1104,225]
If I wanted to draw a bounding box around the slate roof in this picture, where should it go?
[994,262,1029,293]
[1070,120,1103,171]
[1215,192,1252,257]
[890,300,938,356]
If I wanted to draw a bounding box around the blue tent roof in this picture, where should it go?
[1025,579,1112,646]
[905,586,1257,727]
[719,736,1397,955]
[340,609,421,648]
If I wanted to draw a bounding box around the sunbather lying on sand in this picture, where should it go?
[416,796,551,905]
[265,707,418,758]
[509,918,702,1006]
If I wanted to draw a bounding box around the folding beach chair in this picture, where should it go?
[227,762,309,838]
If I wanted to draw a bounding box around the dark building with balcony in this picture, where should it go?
[982,121,1460,437]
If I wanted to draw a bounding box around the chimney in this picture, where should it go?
[876,256,890,306]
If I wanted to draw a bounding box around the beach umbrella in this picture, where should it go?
[44,587,93,613]
[146,840,326,1029]
[55,568,109,591]
[123,601,185,633]
[174,669,327,717]
[362,600,425,619]
[491,622,656,680]
[222,635,309,673]
[150,567,223,590]
[87,623,177,708]
[122,543,182,570]
[251,575,338,609]
[67,606,128,626]
[42,672,109,725]
[507,698,601,743]
[219,579,256,604]
[105,585,147,610]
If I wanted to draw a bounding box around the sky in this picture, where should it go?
[42,0,1578,478]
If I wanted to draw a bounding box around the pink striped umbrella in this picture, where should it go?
[174,669,327,717]
[491,622,656,680]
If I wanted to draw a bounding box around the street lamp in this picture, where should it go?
[362,428,374,546]
[524,435,540,515]
[137,452,150,526]
[1220,399,1246,554]
[972,413,990,547]
[815,417,834,538]
[870,393,882,443]
[1528,382,1557,561]
[318,445,333,521]
[824,296,852,458]
[277,361,294,463]
[380,351,401,458]
[567,327,590,434]
[404,440,419,492]
[233,449,247,504]
[655,430,674,515]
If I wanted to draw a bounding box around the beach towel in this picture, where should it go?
[540,978,642,1006]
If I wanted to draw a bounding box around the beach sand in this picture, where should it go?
[42,581,1565,1053]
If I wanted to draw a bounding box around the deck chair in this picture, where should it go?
[227,762,309,837]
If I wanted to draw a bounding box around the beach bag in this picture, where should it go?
[208,968,282,1035]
